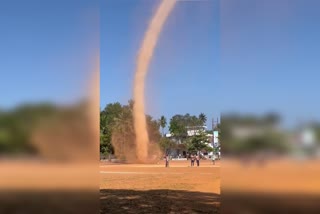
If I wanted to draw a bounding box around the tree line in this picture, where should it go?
[0,101,96,161]
[220,113,290,156]
[0,103,60,154]
[100,100,215,158]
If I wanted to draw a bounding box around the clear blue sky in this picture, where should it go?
[1,0,319,129]
[0,0,99,108]
[101,0,220,129]
[101,0,320,129]
[218,0,320,128]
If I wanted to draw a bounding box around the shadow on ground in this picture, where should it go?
[100,189,220,214]
[0,191,99,214]
[222,191,320,214]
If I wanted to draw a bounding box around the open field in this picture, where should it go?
[2,159,320,213]
[0,161,98,214]
[222,158,320,213]
[222,158,320,194]
[100,160,220,214]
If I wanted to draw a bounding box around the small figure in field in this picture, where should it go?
[190,154,195,167]
[165,155,169,167]
[196,154,200,167]
[212,154,216,165]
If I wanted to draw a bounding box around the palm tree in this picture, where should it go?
[160,116,167,137]
[199,113,207,126]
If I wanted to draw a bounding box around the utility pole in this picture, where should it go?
[212,117,214,131]
[212,117,219,131]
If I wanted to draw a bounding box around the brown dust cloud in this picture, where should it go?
[133,0,177,163]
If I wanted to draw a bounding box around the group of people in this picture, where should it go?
[164,154,201,167]
[189,154,201,167]
[164,153,217,167]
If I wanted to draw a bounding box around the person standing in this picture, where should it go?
[212,154,216,165]
[165,155,169,167]
[196,154,200,167]
[190,154,194,167]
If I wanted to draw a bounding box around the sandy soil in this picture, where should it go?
[100,160,220,214]
[222,158,320,194]
[3,158,320,213]
[222,158,320,213]
[0,161,98,190]
[0,160,98,214]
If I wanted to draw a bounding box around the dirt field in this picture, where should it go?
[0,161,99,214]
[100,160,220,214]
[2,158,320,213]
[222,158,320,213]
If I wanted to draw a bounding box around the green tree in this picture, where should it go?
[159,116,167,137]
[147,115,161,143]
[100,100,162,159]
[169,114,187,143]
[221,113,291,156]
[159,137,176,154]
[263,112,281,125]
[100,102,122,155]
[0,103,60,155]
[199,113,207,126]
[186,130,211,154]
[169,113,204,144]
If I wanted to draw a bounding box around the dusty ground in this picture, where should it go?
[0,160,98,214]
[0,161,97,190]
[222,158,320,213]
[2,158,320,213]
[100,160,220,214]
[222,158,320,194]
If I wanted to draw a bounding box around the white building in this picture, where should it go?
[165,126,219,158]
[186,126,207,136]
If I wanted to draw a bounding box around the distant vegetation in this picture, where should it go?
[221,113,290,156]
[0,101,94,161]
[0,103,58,155]
[100,100,161,159]
[100,100,214,158]
[4,101,307,160]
